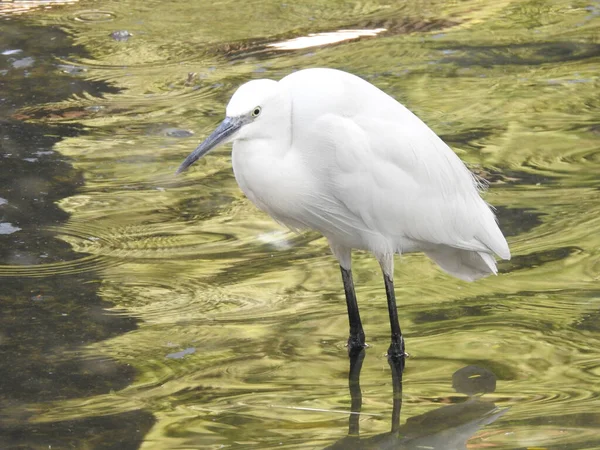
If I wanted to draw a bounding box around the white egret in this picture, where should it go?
[177,68,510,361]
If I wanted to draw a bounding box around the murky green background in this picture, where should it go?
[1,0,599,448]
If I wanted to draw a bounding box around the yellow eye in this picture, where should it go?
[252,106,261,117]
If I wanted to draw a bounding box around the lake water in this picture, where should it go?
[1,0,599,449]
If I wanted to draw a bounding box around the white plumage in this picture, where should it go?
[178,68,510,359]
[229,69,509,279]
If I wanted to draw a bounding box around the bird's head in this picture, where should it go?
[176,79,289,174]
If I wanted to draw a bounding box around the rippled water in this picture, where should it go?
[1,0,599,449]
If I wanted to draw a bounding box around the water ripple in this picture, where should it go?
[0,254,121,277]
[73,10,116,23]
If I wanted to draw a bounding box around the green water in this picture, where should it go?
[1,0,599,448]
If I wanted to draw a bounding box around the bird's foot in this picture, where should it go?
[346,332,367,356]
[386,336,407,361]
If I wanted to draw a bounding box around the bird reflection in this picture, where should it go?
[325,353,507,450]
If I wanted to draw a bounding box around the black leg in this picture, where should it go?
[340,266,366,355]
[383,273,406,361]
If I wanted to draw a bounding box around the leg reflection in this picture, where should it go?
[345,350,404,440]
[389,356,404,433]
[326,360,505,450]
[348,349,366,437]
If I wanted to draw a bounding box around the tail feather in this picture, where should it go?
[424,246,499,282]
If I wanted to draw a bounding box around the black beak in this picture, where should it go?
[176,117,242,174]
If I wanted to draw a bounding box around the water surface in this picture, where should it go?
[1,0,599,448]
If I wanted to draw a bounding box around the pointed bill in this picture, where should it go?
[176,117,242,174]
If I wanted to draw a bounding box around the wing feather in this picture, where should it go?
[316,113,509,260]
[283,68,509,261]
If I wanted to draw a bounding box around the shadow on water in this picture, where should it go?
[436,42,600,67]
[325,354,506,450]
[0,18,154,450]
